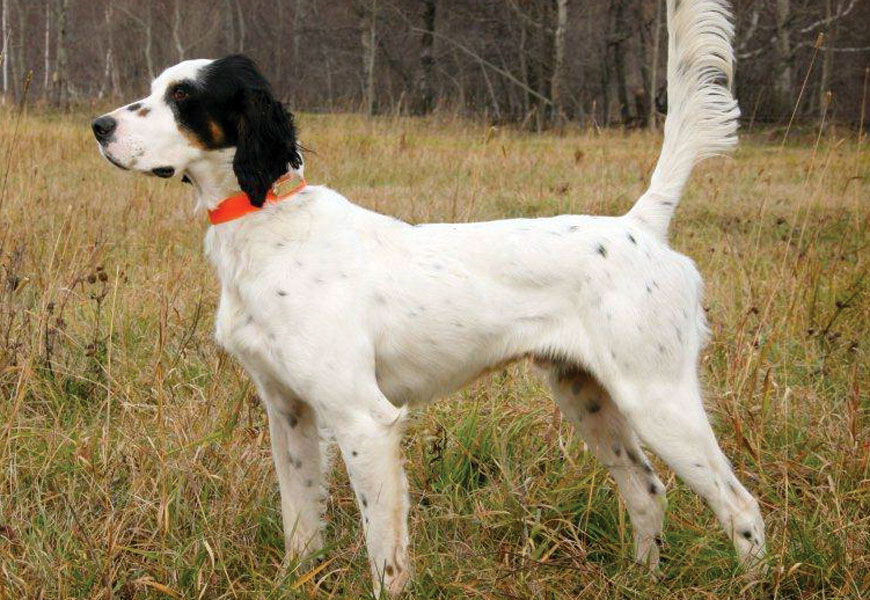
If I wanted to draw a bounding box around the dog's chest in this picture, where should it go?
[207,227,291,374]
[209,270,265,361]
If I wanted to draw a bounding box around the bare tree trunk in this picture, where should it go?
[234,0,245,53]
[480,58,500,120]
[223,0,235,54]
[293,0,304,85]
[551,0,568,125]
[143,5,154,80]
[635,0,651,122]
[520,3,543,129]
[360,0,377,115]
[53,0,69,107]
[173,0,185,61]
[415,0,436,115]
[1,0,9,103]
[14,0,25,99]
[99,52,111,99]
[611,0,630,123]
[323,45,333,105]
[600,37,611,126]
[519,18,529,116]
[775,0,793,113]
[532,1,551,131]
[110,29,120,95]
[818,0,834,116]
[98,3,118,99]
[43,0,50,93]
[648,0,662,130]
[275,0,285,93]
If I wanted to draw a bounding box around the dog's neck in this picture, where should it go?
[185,150,304,218]
[185,150,240,214]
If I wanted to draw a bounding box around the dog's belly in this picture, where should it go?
[373,345,530,407]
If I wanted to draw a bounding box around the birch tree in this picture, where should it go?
[775,0,794,112]
[98,2,120,99]
[124,4,155,80]
[53,0,69,107]
[551,0,568,125]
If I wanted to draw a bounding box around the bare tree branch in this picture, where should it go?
[409,25,553,106]
[799,0,858,34]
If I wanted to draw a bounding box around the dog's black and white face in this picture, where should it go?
[92,55,301,206]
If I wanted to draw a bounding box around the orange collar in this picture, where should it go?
[207,173,307,225]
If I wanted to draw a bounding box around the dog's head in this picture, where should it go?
[92,54,301,206]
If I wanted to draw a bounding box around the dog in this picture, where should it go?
[91,0,765,595]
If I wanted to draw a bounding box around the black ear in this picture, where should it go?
[222,55,301,207]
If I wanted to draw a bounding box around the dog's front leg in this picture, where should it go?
[317,383,410,598]
[255,376,326,561]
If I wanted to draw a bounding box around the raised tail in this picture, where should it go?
[628,0,740,238]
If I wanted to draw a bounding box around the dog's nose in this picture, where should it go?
[91,116,117,142]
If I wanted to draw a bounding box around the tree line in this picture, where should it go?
[1,0,868,127]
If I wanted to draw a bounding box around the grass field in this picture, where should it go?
[0,107,867,599]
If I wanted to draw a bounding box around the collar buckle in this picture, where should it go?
[270,172,305,201]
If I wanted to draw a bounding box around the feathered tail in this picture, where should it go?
[628,0,740,238]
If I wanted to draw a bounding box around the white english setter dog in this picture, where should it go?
[92,0,765,595]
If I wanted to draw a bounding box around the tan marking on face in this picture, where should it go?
[137,107,150,117]
[180,126,209,150]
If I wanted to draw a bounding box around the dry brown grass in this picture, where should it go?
[0,108,867,599]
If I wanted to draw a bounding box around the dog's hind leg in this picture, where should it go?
[549,368,667,570]
[255,376,326,561]
[614,374,766,571]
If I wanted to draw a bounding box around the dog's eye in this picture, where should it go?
[173,87,189,102]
